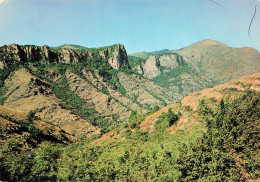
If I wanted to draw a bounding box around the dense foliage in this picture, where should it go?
[1,90,259,181]
[177,90,260,181]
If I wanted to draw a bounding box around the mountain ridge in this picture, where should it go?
[1,39,259,137]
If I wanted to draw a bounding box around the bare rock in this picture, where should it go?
[142,56,161,78]
[107,44,129,69]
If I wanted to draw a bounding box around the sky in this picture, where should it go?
[0,0,259,53]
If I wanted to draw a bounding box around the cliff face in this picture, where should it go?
[158,54,183,72]
[108,44,129,69]
[0,44,130,70]
[142,56,161,78]
[134,53,183,79]
[0,44,58,66]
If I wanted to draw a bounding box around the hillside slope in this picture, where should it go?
[130,39,260,96]
[177,39,260,83]
[140,72,260,135]
[0,104,76,149]
[0,43,181,136]
[1,70,259,181]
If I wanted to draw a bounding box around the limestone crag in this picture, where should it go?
[142,56,161,78]
[0,44,130,70]
[57,49,94,63]
[108,44,129,69]
[158,54,183,72]
[134,53,183,79]
[0,44,57,66]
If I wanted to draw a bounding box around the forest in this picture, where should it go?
[0,90,259,181]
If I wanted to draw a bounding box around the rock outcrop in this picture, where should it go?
[0,44,130,70]
[134,53,183,79]
[142,56,161,78]
[158,54,183,72]
[108,44,129,69]
[0,44,58,66]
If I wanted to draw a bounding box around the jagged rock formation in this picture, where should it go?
[158,54,183,72]
[0,43,129,70]
[107,44,129,69]
[0,44,57,65]
[142,56,161,78]
[134,53,184,78]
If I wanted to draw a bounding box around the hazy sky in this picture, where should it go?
[0,0,259,53]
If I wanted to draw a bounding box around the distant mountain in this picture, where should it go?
[129,51,150,60]
[176,39,260,83]
[52,44,88,50]
[130,49,174,60]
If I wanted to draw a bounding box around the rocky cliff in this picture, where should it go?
[134,53,184,78]
[0,44,130,70]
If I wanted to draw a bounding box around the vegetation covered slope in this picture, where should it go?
[177,39,260,84]
[0,43,179,137]
[0,104,76,148]
[0,40,260,181]
[0,72,259,181]
[129,39,260,96]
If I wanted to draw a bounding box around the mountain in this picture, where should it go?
[0,43,182,138]
[1,39,260,138]
[1,41,259,182]
[52,44,88,50]
[130,49,174,60]
[129,39,260,96]
[176,39,260,83]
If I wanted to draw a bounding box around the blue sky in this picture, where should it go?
[0,0,259,53]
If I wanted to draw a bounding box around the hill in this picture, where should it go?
[52,44,88,50]
[130,49,174,60]
[0,104,76,149]
[1,71,259,181]
[176,39,260,83]
[1,40,260,137]
[0,43,181,138]
[140,72,260,134]
[129,39,260,96]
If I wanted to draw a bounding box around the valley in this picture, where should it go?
[0,39,259,181]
